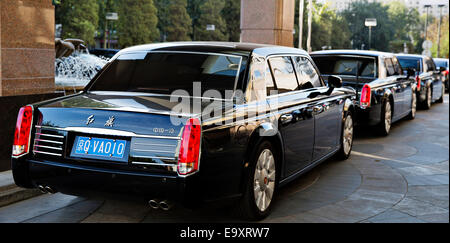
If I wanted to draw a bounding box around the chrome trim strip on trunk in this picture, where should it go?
[35,126,181,140]
[33,150,63,157]
[33,145,63,150]
[35,133,64,139]
[131,155,176,160]
[34,139,63,145]
[131,161,177,167]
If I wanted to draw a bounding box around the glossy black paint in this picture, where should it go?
[396,54,445,105]
[12,42,356,205]
[311,50,417,127]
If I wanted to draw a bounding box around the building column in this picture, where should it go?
[0,0,55,96]
[240,0,295,47]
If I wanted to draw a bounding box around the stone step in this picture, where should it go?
[0,170,41,208]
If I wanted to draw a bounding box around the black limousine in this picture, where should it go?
[311,50,417,136]
[396,54,445,109]
[12,42,357,220]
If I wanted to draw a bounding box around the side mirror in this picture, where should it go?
[328,75,343,89]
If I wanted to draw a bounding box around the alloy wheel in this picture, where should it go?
[253,149,276,212]
[385,102,392,134]
[343,115,353,155]
[411,92,417,118]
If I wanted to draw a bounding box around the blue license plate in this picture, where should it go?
[72,136,128,161]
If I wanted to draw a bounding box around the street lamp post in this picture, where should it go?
[437,4,445,58]
[104,12,118,49]
[299,0,304,49]
[424,4,431,40]
[365,18,377,50]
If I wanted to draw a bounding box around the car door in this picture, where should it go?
[425,57,443,100]
[292,57,342,162]
[385,57,405,117]
[265,56,315,177]
[393,57,413,115]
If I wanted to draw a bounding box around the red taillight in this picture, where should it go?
[444,70,449,76]
[12,106,33,157]
[178,118,201,175]
[415,76,421,90]
[360,84,371,108]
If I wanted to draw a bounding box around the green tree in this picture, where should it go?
[293,0,350,50]
[117,0,159,47]
[166,0,192,41]
[195,0,228,41]
[222,0,241,42]
[187,0,203,40]
[342,0,394,51]
[387,1,421,53]
[154,0,171,41]
[429,15,449,58]
[58,0,99,45]
[98,0,119,47]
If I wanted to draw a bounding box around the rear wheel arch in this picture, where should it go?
[241,128,284,192]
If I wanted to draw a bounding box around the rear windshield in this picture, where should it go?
[312,56,377,79]
[397,57,421,71]
[434,60,449,69]
[88,51,246,99]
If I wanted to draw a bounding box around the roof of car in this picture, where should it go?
[395,53,427,59]
[311,49,395,58]
[116,42,308,57]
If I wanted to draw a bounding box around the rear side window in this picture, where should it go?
[397,57,421,72]
[425,58,436,72]
[392,57,402,75]
[292,56,322,89]
[312,55,377,79]
[385,58,396,76]
[268,56,298,94]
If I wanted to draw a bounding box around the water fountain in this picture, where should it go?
[55,39,110,95]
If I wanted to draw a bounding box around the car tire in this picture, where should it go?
[377,99,392,136]
[237,140,278,221]
[407,91,417,120]
[422,86,432,110]
[437,83,444,103]
[336,111,354,160]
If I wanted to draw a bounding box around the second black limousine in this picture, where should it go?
[396,54,445,109]
[12,42,357,220]
[312,50,417,136]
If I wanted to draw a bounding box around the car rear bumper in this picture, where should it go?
[355,105,382,126]
[18,158,201,204]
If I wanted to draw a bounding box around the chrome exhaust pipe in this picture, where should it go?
[44,186,56,194]
[37,185,47,194]
[159,200,173,211]
[148,199,160,209]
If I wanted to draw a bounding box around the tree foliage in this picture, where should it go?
[166,0,192,41]
[117,0,159,48]
[222,0,241,42]
[195,0,228,41]
[428,15,449,58]
[58,0,99,45]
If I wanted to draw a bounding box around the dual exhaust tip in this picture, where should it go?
[149,199,173,211]
[37,185,57,194]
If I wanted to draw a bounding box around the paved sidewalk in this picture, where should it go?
[0,170,41,208]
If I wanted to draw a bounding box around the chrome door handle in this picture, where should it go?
[280,114,293,124]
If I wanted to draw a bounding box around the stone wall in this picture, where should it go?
[240,0,295,47]
[0,0,57,171]
[0,0,55,96]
